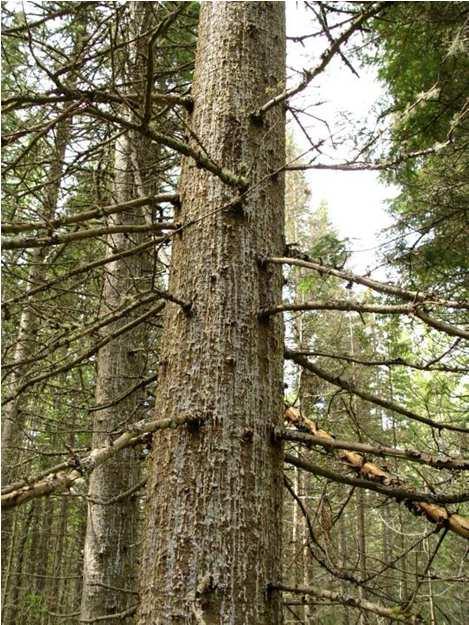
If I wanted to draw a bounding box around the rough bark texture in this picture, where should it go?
[79,106,157,623]
[80,4,163,621]
[79,124,145,623]
[137,3,286,624]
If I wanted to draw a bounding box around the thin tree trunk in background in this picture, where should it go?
[4,504,33,625]
[391,393,409,603]
[137,3,286,624]
[357,489,368,625]
[79,7,160,621]
[1,107,71,484]
[292,467,300,585]
[382,502,393,597]
[340,519,351,625]
[79,126,148,624]
[424,539,437,625]
[70,511,87,621]
[1,112,73,576]
[1,507,19,624]
[399,506,409,600]
[55,501,83,623]
[1,22,86,590]
[46,497,69,624]
[302,473,313,625]
[33,496,54,624]
[1,7,86,478]
[297,345,314,625]
[68,501,87,621]
[15,500,43,625]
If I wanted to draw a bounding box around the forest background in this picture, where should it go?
[1,2,468,625]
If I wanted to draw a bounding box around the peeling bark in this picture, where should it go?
[284,407,469,540]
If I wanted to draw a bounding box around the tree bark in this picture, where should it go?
[79,4,161,621]
[79,124,148,623]
[137,3,286,624]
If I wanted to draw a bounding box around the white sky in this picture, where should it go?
[286,2,398,272]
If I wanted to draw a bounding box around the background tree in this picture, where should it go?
[2,2,196,621]
[369,1,468,295]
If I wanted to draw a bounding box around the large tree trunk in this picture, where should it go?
[137,3,286,624]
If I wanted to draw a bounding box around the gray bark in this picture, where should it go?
[137,3,286,624]
[79,126,149,622]
[79,5,161,621]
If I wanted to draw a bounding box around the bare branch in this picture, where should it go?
[284,142,451,172]
[265,256,469,309]
[285,350,469,433]
[2,222,179,250]
[260,298,469,340]
[288,348,467,374]
[281,429,469,471]
[83,105,248,189]
[1,414,201,509]
[284,455,469,512]
[2,193,179,234]
[275,584,422,625]
[253,2,387,120]
[283,407,469,541]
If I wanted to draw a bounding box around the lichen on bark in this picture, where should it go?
[137,3,286,624]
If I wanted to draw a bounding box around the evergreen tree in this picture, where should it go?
[2,3,468,625]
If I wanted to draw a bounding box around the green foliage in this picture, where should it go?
[371,2,468,156]
[308,231,349,269]
[366,2,469,294]
[23,591,47,617]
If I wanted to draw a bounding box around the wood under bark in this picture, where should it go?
[1,414,198,508]
[276,583,422,625]
[280,429,469,471]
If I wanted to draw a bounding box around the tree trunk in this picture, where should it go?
[79,4,161,621]
[1,115,72,582]
[79,125,148,623]
[4,504,33,625]
[46,497,69,624]
[80,65,141,625]
[340,519,351,625]
[137,3,286,624]
[357,489,368,625]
